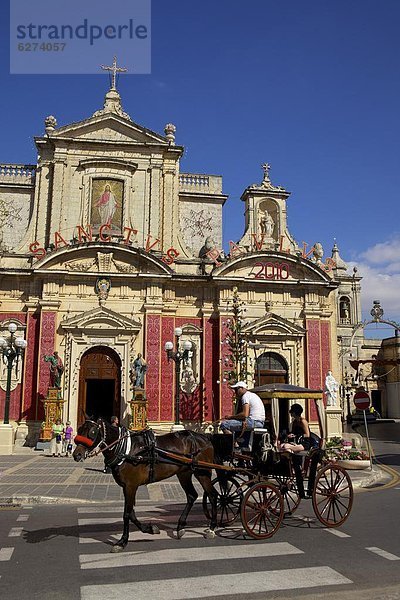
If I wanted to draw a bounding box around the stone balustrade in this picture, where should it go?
[179,173,223,194]
[0,163,36,185]
[179,173,210,188]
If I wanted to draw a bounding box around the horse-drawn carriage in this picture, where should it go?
[73,384,353,550]
[202,384,354,539]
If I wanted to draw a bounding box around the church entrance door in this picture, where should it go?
[255,352,289,386]
[78,347,121,427]
[255,352,289,433]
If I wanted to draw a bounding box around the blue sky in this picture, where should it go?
[1,0,400,327]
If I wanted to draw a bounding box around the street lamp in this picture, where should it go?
[0,323,27,425]
[342,369,354,424]
[165,327,192,427]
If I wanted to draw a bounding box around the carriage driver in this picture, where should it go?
[220,382,265,435]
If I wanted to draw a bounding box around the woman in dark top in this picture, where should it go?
[280,403,311,453]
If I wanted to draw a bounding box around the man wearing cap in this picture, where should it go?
[220,381,265,435]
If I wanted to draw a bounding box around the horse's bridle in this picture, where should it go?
[74,419,107,458]
[74,419,131,459]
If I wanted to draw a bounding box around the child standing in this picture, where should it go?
[63,421,74,457]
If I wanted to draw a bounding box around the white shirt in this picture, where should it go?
[241,391,265,422]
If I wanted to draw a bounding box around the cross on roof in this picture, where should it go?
[100,56,128,90]
[262,162,271,181]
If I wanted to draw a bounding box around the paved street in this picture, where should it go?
[1,489,400,600]
[0,423,399,600]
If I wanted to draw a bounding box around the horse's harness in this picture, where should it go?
[76,421,210,482]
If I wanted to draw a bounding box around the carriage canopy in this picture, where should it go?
[250,383,326,444]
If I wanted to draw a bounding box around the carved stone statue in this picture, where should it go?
[181,366,197,394]
[324,371,339,407]
[313,242,324,263]
[130,354,147,388]
[259,210,274,237]
[44,351,64,389]
[199,236,216,258]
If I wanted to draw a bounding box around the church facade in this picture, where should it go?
[0,79,365,447]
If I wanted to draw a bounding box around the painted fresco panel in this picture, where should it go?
[91,179,123,230]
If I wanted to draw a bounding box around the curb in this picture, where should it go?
[353,464,395,490]
[0,468,390,506]
[0,496,112,505]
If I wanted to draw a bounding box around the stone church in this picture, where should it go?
[0,74,367,447]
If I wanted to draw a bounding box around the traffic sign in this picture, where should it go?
[353,389,370,411]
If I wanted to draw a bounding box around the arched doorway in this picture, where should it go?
[78,346,121,427]
[255,352,289,433]
[255,352,288,386]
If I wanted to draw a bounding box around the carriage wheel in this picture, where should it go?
[240,482,284,539]
[202,476,243,526]
[274,475,301,516]
[312,464,353,528]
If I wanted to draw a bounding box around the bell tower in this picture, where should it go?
[238,163,298,253]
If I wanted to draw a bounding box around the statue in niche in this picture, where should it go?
[181,366,197,394]
[340,299,350,320]
[181,348,197,394]
[259,210,274,237]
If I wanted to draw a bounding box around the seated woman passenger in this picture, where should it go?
[279,403,311,453]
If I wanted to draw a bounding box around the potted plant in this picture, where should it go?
[325,436,370,470]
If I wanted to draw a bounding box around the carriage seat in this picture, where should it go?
[238,427,270,452]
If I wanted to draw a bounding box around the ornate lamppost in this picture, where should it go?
[0,323,27,425]
[165,327,192,429]
[342,369,354,424]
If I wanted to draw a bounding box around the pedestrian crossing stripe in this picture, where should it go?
[324,529,351,538]
[366,547,400,561]
[80,566,352,599]
[79,542,303,569]
[78,514,211,527]
[0,548,14,561]
[79,528,216,543]
[77,505,162,514]
[8,527,23,537]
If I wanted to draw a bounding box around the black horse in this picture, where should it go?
[73,418,218,552]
